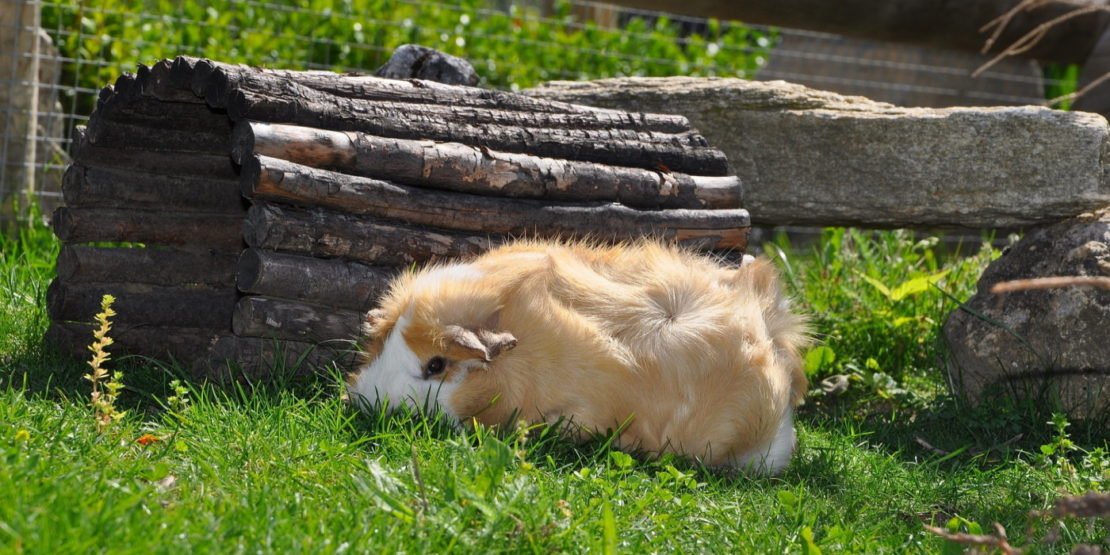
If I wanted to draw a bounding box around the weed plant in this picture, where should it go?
[1,223,1107,552]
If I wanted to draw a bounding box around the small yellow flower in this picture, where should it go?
[14,429,30,441]
[557,499,573,518]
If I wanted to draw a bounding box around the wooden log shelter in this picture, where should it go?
[45,56,750,379]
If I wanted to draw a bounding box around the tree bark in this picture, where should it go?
[237,248,394,311]
[178,56,690,128]
[243,155,749,248]
[233,121,740,209]
[233,295,364,343]
[56,245,238,288]
[194,335,359,381]
[70,130,240,178]
[45,321,223,363]
[598,0,1110,65]
[62,164,244,213]
[52,206,245,249]
[46,279,238,329]
[243,202,494,266]
[223,87,726,175]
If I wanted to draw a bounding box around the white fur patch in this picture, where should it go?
[412,263,482,289]
[348,313,461,420]
[733,410,796,475]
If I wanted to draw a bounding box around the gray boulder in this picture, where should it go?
[525,77,1110,229]
[942,208,1110,419]
[375,44,479,86]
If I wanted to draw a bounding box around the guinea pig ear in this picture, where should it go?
[443,324,517,363]
[477,329,517,360]
[363,308,388,335]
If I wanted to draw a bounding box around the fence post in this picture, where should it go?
[0,0,40,232]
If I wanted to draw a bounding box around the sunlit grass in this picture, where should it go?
[1,223,1106,552]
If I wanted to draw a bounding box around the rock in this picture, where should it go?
[375,44,479,87]
[525,77,1110,229]
[942,208,1110,419]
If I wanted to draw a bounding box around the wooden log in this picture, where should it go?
[45,321,223,364]
[109,73,137,105]
[71,133,239,179]
[194,335,359,381]
[86,117,230,155]
[62,164,244,212]
[137,60,206,104]
[56,245,237,288]
[52,206,244,250]
[237,249,394,311]
[93,88,230,133]
[96,83,114,113]
[46,279,238,329]
[232,121,741,210]
[179,56,691,130]
[242,155,750,249]
[226,85,698,137]
[243,202,493,266]
[170,55,202,90]
[224,87,727,175]
[233,295,363,343]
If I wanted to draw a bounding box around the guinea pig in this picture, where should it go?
[346,239,810,474]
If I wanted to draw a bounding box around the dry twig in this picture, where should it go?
[975,0,1108,77]
[915,433,1024,457]
[925,522,1020,554]
[990,276,1110,293]
[1050,491,1110,519]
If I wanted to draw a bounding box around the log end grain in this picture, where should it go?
[169,56,201,89]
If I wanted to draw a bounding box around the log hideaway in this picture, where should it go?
[46,56,749,380]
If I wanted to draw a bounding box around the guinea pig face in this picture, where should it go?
[349,306,517,420]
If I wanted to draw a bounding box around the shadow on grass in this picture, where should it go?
[800,382,1109,474]
[2,332,356,421]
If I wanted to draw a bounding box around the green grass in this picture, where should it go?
[2,224,1107,553]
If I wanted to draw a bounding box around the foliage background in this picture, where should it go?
[42,0,774,118]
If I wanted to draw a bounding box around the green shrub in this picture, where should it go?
[42,0,774,117]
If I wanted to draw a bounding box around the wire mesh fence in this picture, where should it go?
[0,0,1069,228]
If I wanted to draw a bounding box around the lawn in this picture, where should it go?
[1,223,1107,553]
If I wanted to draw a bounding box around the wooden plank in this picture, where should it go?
[233,121,741,209]
[56,245,237,287]
[237,248,394,311]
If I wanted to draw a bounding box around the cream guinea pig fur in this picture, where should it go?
[347,239,810,474]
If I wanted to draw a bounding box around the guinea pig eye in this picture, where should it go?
[423,356,446,379]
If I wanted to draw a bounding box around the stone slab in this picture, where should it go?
[526,77,1110,229]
